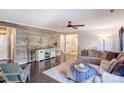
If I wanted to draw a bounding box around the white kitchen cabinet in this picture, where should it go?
[36,49,45,61]
[36,48,56,62]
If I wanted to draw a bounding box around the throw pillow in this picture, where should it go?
[88,50,94,57]
[107,58,118,73]
[106,52,119,61]
[113,53,119,58]
[112,62,124,76]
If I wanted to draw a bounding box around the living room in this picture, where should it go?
[1,9,124,84]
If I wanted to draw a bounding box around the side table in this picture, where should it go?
[0,68,4,82]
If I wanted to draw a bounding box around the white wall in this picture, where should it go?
[0,35,8,60]
[78,32,99,50]
[78,27,120,52]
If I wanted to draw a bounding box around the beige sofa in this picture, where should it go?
[80,50,119,66]
[78,56,102,66]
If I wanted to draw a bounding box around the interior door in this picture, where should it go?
[66,34,78,53]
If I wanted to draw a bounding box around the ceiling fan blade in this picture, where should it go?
[72,24,85,27]
[66,21,85,30]
[67,25,72,27]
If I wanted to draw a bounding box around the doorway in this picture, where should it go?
[60,34,66,53]
[0,26,16,63]
[65,34,78,54]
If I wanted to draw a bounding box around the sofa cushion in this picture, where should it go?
[81,50,88,56]
[88,50,102,58]
[78,56,102,66]
[101,51,108,59]
[100,59,112,71]
[94,50,102,58]
[117,53,124,61]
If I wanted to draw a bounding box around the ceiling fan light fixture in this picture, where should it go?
[0,27,6,35]
[110,9,114,13]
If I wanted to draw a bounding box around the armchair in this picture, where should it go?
[0,63,31,83]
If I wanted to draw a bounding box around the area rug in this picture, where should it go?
[43,58,99,83]
[43,59,76,83]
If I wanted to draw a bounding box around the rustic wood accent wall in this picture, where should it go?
[0,21,61,64]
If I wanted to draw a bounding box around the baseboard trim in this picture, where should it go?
[15,60,28,65]
[18,61,28,65]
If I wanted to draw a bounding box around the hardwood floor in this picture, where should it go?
[27,53,77,83]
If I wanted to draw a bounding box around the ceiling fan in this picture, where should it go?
[67,21,85,29]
